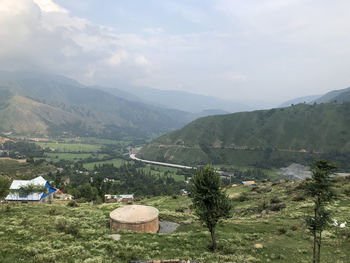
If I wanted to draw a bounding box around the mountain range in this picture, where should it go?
[0,71,194,138]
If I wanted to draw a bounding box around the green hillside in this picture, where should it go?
[139,102,350,168]
[1,178,350,262]
[0,71,192,139]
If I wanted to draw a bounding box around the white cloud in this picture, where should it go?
[107,50,128,65]
[33,0,67,13]
[135,55,149,66]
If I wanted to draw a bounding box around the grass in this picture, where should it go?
[83,158,129,170]
[36,142,102,153]
[42,153,110,162]
[137,165,185,182]
[1,178,350,262]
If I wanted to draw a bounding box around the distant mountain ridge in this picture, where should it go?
[279,95,321,107]
[101,86,253,113]
[315,87,350,103]
[0,71,194,138]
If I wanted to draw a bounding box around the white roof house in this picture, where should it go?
[5,176,56,202]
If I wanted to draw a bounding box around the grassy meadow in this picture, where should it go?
[36,142,102,153]
[1,178,350,263]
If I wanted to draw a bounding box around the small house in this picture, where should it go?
[54,190,73,201]
[104,194,134,203]
[118,194,134,203]
[104,194,118,203]
[239,181,256,186]
[5,176,57,202]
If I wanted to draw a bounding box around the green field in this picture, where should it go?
[137,165,185,182]
[42,153,110,162]
[1,177,350,262]
[83,158,130,170]
[62,137,130,146]
[36,142,102,152]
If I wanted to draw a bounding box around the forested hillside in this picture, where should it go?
[140,102,350,168]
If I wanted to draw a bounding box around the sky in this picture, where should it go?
[1,0,350,103]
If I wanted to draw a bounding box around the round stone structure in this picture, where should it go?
[110,205,159,233]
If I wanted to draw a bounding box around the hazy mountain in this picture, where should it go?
[279,94,321,107]
[139,103,350,166]
[0,71,193,138]
[315,87,350,103]
[106,86,253,113]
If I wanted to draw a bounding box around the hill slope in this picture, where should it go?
[0,71,192,138]
[315,87,350,103]
[139,103,350,167]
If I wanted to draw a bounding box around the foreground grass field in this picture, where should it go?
[1,179,350,263]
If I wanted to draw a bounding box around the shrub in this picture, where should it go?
[56,218,80,237]
[342,187,350,196]
[175,207,185,213]
[238,192,249,202]
[278,227,287,235]
[67,200,79,207]
[270,196,281,204]
[270,203,286,211]
[292,193,306,202]
[258,200,268,212]
[49,207,57,215]
[290,224,298,231]
[344,229,350,240]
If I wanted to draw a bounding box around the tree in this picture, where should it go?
[191,165,232,250]
[305,160,336,263]
[0,177,11,200]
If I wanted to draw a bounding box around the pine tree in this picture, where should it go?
[305,160,336,263]
[191,165,232,250]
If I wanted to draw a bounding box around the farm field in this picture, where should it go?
[1,178,350,263]
[42,153,110,162]
[36,142,102,153]
[83,158,130,170]
[137,165,185,182]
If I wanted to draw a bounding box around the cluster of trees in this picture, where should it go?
[48,162,187,202]
[1,141,44,158]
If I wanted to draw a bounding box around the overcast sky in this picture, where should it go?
[1,0,350,103]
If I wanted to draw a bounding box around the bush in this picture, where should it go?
[257,200,268,212]
[56,218,80,237]
[270,196,281,204]
[290,224,298,231]
[342,187,350,196]
[270,203,286,211]
[344,229,350,240]
[278,227,287,235]
[292,193,306,202]
[49,207,57,215]
[238,192,249,202]
[67,200,79,207]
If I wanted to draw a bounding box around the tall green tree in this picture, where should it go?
[191,165,232,250]
[305,160,336,263]
[0,176,11,200]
